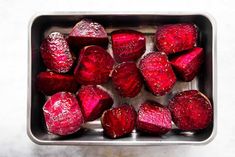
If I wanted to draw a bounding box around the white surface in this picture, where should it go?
[0,0,233,156]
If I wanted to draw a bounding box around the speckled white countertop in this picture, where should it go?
[0,0,233,156]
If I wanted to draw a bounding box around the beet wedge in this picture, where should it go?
[170,47,204,81]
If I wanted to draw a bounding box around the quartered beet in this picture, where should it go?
[74,45,115,85]
[101,105,136,139]
[68,19,108,49]
[170,47,204,81]
[43,92,84,136]
[111,62,143,98]
[76,85,113,122]
[137,101,172,135]
[36,71,79,95]
[139,52,176,96]
[168,90,213,131]
[111,30,146,62]
[40,32,74,73]
[155,23,197,55]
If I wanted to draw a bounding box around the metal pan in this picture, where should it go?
[27,12,217,145]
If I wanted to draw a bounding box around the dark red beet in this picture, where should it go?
[40,32,74,73]
[43,92,84,136]
[74,45,115,85]
[155,23,197,55]
[137,101,172,135]
[139,52,176,96]
[111,30,146,62]
[68,19,108,49]
[101,105,136,139]
[168,90,213,131]
[76,85,113,121]
[36,71,79,95]
[170,47,204,81]
[111,62,143,98]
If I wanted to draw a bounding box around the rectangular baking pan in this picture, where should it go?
[27,12,217,145]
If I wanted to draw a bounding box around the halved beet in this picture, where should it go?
[111,62,143,98]
[43,92,84,136]
[101,105,136,139]
[36,71,79,95]
[168,90,213,131]
[155,23,197,55]
[111,30,146,62]
[137,101,172,135]
[40,32,74,73]
[139,52,176,96]
[68,19,108,49]
[74,45,115,85]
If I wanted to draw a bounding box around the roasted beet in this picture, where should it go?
[40,32,74,73]
[155,23,197,55]
[101,105,136,139]
[74,45,115,85]
[170,47,204,81]
[68,19,108,49]
[111,62,143,98]
[137,101,172,135]
[168,90,212,131]
[43,92,84,136]
[111,30,146,62]
[139,52,176,96]
[76,85,113,121]
[36,71,79,95]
